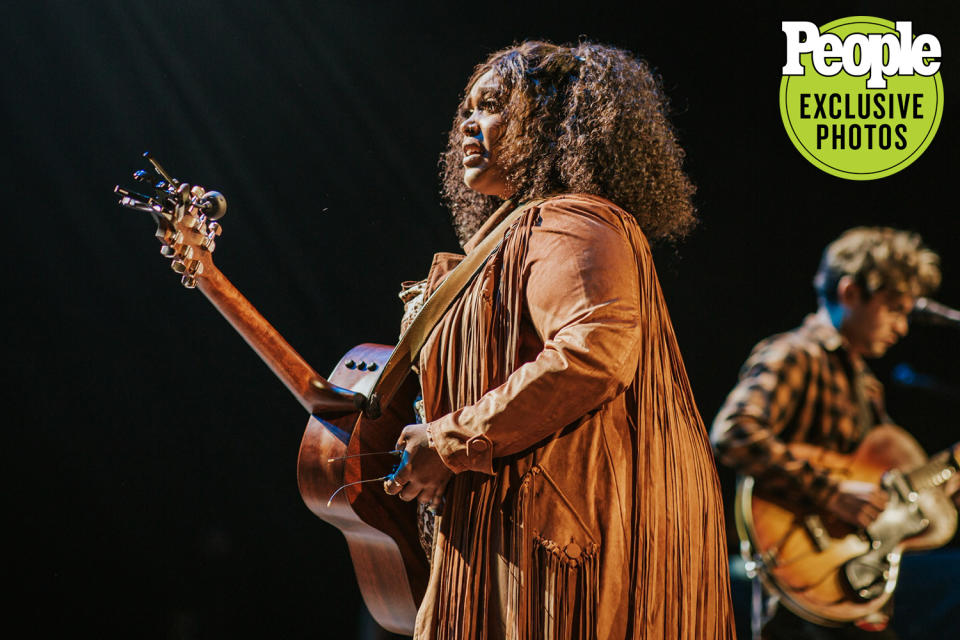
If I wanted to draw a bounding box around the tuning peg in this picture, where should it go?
[155,226,177,245]
[190,185,206,198]
[200,236,216,252]
[181,274,198,289]
[165,243,192,261]
[177,183,190,206]
[182,212,204,232]
[207,221,222,236]
[171,257,204,274]
[155,227,172,244]
[199,191,227,220]
[170,257,200,275]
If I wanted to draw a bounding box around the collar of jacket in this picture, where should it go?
[462,199,517,254]
[801,308,845,352]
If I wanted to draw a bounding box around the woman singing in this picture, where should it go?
[383,40,735,639]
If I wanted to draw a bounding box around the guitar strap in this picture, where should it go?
[364,197,545,418]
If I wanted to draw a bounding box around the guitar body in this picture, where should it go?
[118,160,429,635]
[297,343,426,635]
[736,425,958,626]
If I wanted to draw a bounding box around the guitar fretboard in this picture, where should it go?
[907,445,960,491]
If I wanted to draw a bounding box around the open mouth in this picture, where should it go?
[463,142,484,159]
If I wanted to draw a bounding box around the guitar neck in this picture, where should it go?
[907,443,960,491]
[197,264,359,415]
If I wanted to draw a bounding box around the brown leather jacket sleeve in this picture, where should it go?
[426,198,643,474]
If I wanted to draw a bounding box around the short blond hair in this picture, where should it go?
[814,227,941,304]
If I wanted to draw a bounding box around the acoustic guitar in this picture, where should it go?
[735,424,959,626]
[116,154,425,635]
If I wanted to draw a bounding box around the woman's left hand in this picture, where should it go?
[383,423,452,513]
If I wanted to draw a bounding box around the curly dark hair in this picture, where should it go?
[813,227,941,304]
[441,40,697,245]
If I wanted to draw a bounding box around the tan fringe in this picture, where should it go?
[508,467,599,640]
[428,210,541,640]
[420,203,735,639]
[619,216,734,639]
[528,536,599,640]
[510,467,535,640]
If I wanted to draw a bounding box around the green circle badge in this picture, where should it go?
[780,16,943,180]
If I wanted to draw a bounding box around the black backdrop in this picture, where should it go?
[4,1,958,638]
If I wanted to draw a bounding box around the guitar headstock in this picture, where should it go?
[115,152,227,288]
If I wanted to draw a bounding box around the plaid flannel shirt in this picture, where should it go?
[711,311,889,508]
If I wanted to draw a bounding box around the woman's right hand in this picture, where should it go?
[383,423,452,514]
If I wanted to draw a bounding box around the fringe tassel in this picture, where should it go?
[433,475,499,640]
[619,217,735,639]
[528,535,599,640]
[506,466,599,640]
[510,467,534,639]
[427,214,539,639]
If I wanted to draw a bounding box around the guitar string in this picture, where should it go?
[327,477,392,508]
[325,449,406,507]
[327,450,402,463]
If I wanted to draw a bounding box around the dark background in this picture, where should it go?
[4,1,957,638]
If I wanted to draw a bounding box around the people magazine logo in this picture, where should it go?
[780,17,943,180]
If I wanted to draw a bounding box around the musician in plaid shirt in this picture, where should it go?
[712,227,943,639]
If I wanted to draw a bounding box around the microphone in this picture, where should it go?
[911,297,960,329]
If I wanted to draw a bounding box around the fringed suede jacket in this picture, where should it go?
[399,194,735,640]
